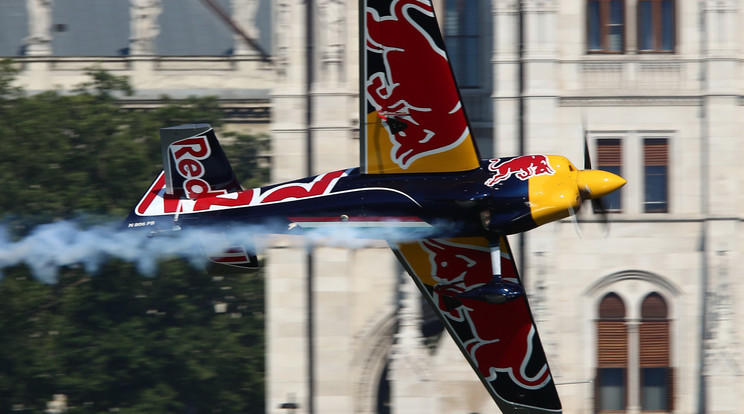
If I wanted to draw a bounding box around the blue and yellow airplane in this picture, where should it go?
[125,1,625,412]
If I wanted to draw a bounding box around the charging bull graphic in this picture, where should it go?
[365,0,470,169]
[420,239,552,390]
[485,155,556,187]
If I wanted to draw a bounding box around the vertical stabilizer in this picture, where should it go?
[160,124,241,199]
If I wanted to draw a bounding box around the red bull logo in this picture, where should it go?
[420,238,551,390]
[484,155,555,187]
[365,0,470,169]
[170,135,226,199]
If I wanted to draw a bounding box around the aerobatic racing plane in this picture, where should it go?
[125,1,625,412]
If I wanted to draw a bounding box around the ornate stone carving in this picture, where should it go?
[129,0,162,55]
[318,0,345,83]
[274,0,291,76]
[25,0,54,55]
[232,0,260,55]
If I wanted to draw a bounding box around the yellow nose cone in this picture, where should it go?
[576,170,626,199]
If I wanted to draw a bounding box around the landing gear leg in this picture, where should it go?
[456,237,524,304]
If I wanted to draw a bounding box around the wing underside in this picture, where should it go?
[390,236,562,414]
[360,0,481,174]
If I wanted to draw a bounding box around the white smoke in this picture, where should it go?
[0,221,203,283]
[0,219,441,283]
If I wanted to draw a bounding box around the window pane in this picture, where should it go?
[644,169,668,212]
[463,0,478,35]
[644,138,668,213]
[610,0,624,24]
[444,0,479,88]
[449,40,462,79]
[642,367,668,410]
[588,1,601,50]
[661,0,675,51]
[609,25,623,51]
[599,292,626,319]
[599,368,626,410]
[463,37,478,86]
[641,292,668,319]
[445,0,458,36]
[602,166,623,211]
[638,1,653,50]
[597,139,622,212]
[609,0,624,51]
[645,167,667,195]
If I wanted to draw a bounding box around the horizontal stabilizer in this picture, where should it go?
[204,235,260,272]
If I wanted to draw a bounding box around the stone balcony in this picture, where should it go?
[8,55,275,125]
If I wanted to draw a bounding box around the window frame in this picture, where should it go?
[589,132,675,215]
[587,0,626,54]
[599,367,628,411]
[443,0,481,88]
[643,137,669,213]
[641,366,669,410]
[596,138,624,213]
[594,290,675,411]
[640,292,673,411]
[596,292,628,412]
[637,0,676,53]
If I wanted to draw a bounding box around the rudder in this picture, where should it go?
[160,123,241,199]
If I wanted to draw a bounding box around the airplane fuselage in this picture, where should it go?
[129,155,623,242]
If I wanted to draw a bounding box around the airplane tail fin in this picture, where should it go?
[127,123,242,221]
[160,123,242,199]
[125,124,259,271]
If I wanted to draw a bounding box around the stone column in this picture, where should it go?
[390,275,434,414]
[626,320,640,414]
[24,0,53,56]
[129,0,162,55]
[318,0,345,85]
[231,0,260,56]
[491,0,521,156]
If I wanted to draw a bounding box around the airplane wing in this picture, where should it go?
[390,236,562,414]
[360,0,481,174]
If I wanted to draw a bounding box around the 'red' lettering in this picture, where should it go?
[178,158,204,178]
[172,137,210,159]
[170,135,215,199]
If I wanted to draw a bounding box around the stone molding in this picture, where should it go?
[584,269,682,298]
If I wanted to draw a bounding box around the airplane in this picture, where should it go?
[125,0,625,412]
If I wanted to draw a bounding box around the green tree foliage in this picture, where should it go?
[0,63,267,413]
[0,65,268,222]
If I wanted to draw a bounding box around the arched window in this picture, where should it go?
[596,293,627,411]
[640,292,672,410]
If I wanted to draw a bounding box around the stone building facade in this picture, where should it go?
[2,0,273,134]
[271,1,744,413]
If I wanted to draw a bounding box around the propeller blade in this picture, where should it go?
[575,115,625,237]
[576,168,625,233]
[591,197,606,220]
[583,119,592,170]
[592,197,616,237]
[569,204,583,238]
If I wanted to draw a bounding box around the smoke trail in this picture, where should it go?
[0,219,442,283]
[0,221,202,283]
